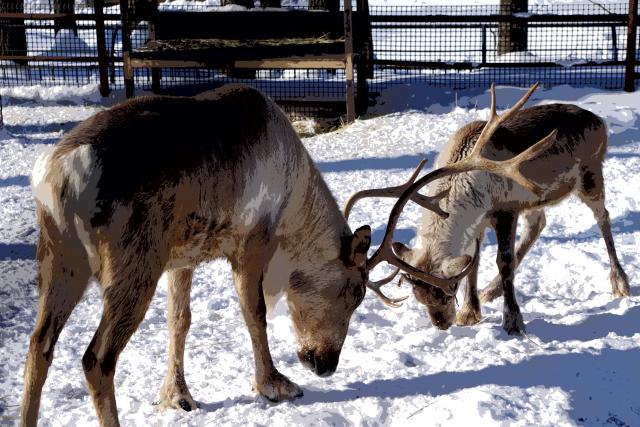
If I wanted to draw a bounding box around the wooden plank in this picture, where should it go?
[130,57,347,69]
[155,11,345,40]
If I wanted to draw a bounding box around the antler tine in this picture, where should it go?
[470,82,540,161]
[366,269,408,307]
[344,159,449,220]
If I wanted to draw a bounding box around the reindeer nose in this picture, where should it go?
[298,348,338,377]
[432,314,453,330]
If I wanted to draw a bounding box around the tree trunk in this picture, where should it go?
[54,0,78,35]
[0,0,28,65]
[498,0,528,55]
[309,0,339,12]
[221,0,255,9]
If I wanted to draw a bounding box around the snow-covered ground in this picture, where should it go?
[0,82,638,426]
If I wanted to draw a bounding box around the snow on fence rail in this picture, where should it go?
[0,2,638,113]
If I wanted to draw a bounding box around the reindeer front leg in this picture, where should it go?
[481,209,546,303]
[231,236,303,402]
[456,240,482,326]
[493,211,525,335]
[156,268,198,412]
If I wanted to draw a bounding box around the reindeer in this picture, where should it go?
[21,84,494,426]
[345,84,631,335]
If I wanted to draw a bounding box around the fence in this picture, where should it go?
[0,2,638,116]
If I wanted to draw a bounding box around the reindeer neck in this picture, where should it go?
[419,175,491,259]
[279,155,349,266]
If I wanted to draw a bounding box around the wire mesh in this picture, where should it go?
[0,2,638,117]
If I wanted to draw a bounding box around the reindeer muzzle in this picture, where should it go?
[298,347,340,377]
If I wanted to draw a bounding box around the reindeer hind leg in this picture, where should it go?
[21,215,91,427]
[578,167,630,298]
[82,243,163,427]
[156,267,198,412]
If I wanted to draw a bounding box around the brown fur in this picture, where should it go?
[400,103,630,334]
[21,85,372,426]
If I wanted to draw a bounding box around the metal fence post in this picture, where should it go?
[95,0,109,96]
[624,0,638,92]
[611,25,618,61]
[481,25,487,65]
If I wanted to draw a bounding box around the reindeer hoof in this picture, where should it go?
[254,371,303,402]
[154,388,199,412]
[611,270,631,298]
[502,310,525,335]
[455,307,482,326]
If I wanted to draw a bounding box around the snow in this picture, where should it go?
[0,82,639,426]
[1,0,640,424]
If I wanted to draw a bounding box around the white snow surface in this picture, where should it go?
[1,83,639,426]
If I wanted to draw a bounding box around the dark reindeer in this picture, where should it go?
[22,84,500,426]
[345,84,630,335]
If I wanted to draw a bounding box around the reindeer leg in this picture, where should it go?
[21,219,91,427]
[493,211,525,335]
[481,209,546,303]
[578,168,630,298]
[456,232,483,326]
[156,268,198,411]
[231,226,303,402]
[82,243,163,427]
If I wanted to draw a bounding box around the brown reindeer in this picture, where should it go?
[22,84,501,426]
[345,84,631,335]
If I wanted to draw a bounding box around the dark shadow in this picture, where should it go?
[539,210,639,244]
[298,348,640,424]
[0,243,36,261]
[5,121,81,135]
[527,305,640,343]
[317,152,437,174]
[0,175,30,187]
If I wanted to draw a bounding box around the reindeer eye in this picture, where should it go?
[351,281,365,307]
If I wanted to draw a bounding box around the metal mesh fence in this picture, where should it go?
[368,3,638,92]
[0,2,638,117]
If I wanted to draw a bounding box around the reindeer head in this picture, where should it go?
[394,242,476,330]
[343,83,558,330]
[286,226,371,377]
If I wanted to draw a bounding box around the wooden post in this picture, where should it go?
[120,0,134,97]
[624,0,638,92]
[95,0,109,96]
[344,0,356,122]
[149,0,161,93]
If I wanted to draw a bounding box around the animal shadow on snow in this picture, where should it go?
[526,305,640,343]
[300,347,640,424]
[316,152,438,174]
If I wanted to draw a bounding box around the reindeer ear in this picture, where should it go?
[347,225,371,268]
[442,255,472,277]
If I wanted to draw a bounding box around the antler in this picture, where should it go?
[365,269,408,308]
[438,82,555,197]
[365,83,556,296]
[343,159,450,220]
